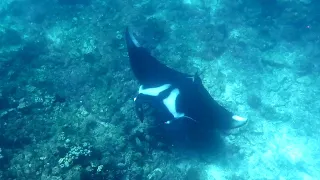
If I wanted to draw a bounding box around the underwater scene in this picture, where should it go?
[0,0,319,179]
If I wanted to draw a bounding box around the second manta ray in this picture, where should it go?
[125,27,247,134]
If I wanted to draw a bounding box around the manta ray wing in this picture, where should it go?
[125,27,190,86]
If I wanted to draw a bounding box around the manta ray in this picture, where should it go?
[124,27,247,135]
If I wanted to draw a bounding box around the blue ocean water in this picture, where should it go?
[0,0,319,179]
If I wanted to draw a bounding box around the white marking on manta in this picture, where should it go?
[163,88,185,118]
[230,115,248,129]
[138,84,171,97]
[232,115,247,121]
[128,30,140,47]
[162,88,196,124]
[134,85,196,124]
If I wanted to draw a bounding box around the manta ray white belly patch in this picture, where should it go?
[163,88,184,118]
[138,84,171,97]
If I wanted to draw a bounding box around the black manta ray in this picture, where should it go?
[125,27,247,137]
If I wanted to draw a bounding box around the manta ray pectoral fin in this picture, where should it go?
[230,115,248,128]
